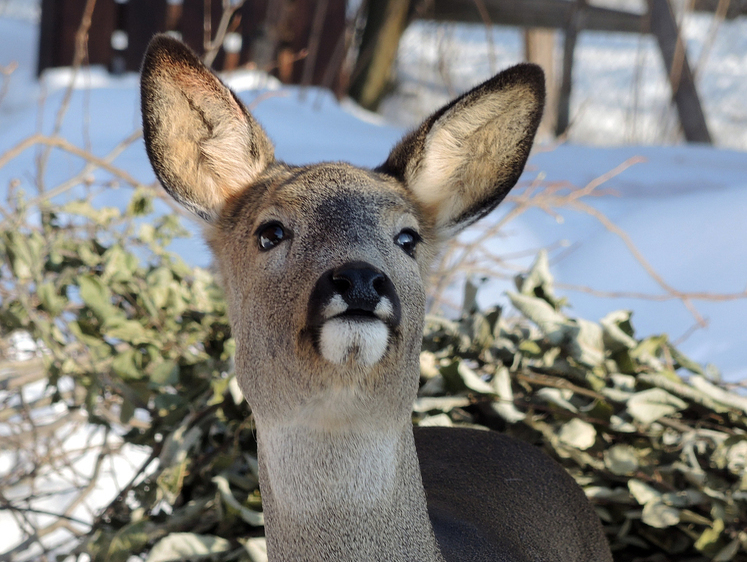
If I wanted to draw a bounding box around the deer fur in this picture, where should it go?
[141,34,612,562]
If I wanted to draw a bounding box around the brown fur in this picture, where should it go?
[141,35,612,562]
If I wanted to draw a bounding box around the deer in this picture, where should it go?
[140,35,613,562]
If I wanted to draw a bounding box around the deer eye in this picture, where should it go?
[257,222,287,251]
[394,228,421,257]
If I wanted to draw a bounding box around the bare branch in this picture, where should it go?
[0,501,91,529]
[36,0,98,194]
[428,154,745,326]
[0,133,147,199]
[0,61,18,107]
[203,0,246,68]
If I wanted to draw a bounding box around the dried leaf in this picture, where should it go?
[695,518,725,554]
[418,413,453,427]
[507,291,567,345]
[213,474,264,526]
[585,486,636,504]
[78,274,118,321]
[490,366,525,422]
[440,360,494,395]
[690,375,747,414]
[566,318,605,368]
[600,310,637,351]
[146,533,231,562]
[642,500,680,528]
[105,520,149,562]
[516,250,559,307]
[413,396,471,414]
[605,445,639,475]
[558,418,597,450]
[627,388,687,425]
[37,281,65,316]
[150,360,179,387]
[536,387,578,413]
[243,537,268,562]
[629,479,661,505]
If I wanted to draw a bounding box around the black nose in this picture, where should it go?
[307,261,402,329]
[332,263,386,312]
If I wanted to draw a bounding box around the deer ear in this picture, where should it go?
[141,35,274,222]
[380,64,544,236]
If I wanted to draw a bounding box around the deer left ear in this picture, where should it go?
[379,64,545,237]
[141,34,275,223]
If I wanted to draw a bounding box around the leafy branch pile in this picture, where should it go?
[420,252,747,562]
[1,191,745,561]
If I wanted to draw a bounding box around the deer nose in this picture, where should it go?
[307,261,401,329]
[332,262,386,312]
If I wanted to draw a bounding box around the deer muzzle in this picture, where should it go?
[307,261,402,366]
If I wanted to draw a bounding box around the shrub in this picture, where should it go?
[1,189,745,561]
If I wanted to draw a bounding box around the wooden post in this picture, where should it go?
[349,0,412,111]
[556,0,585,137]
[524,28,557,139]
[125,0,168,72]
[38,0,58,75]
[37,0,116,75]
[646,0,712,143]
[180,0,224,66]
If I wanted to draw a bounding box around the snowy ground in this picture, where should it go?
[2,15,743,380]
[1,5,746,558]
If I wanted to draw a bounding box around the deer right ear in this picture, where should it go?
[380,64,544,237]
[141,35,274,222]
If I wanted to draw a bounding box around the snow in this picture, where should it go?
[1,4,746,558]
[384,15,747,149]
[502,144,747,381]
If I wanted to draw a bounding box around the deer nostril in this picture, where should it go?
[332,274,352,294]
[330,263,388,311]
[308,262,402,328]
[372,273,385,295]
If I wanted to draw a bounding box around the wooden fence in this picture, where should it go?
[416,0,714,143]
[38,0,347,89]
[39,0,722,143]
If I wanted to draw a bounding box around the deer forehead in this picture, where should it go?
[204,163,434,315]
[214,163,430,254]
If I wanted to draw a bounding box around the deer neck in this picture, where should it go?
[253,390,445,562]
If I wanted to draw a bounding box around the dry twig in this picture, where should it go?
[429,154,746,331]
[203,0,246,68]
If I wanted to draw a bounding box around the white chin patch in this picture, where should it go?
[319,318,389,367]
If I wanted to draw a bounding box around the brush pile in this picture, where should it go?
[1,193,745,561]
[419,252,747,562]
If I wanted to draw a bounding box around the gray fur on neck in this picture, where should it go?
[256,417,445,562]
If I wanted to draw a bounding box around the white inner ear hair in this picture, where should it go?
[408,87,535,231]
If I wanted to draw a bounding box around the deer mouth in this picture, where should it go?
[312,296,396,366]
[337,309,378,319]
[317,314,391,367]
[330,297,396,323]
[306,264,401,367]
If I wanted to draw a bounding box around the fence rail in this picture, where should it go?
[417,0,713,143]
[38,0,718,143]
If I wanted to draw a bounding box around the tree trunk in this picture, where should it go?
[646,0,712,143]
[524,28,557,140]
[349,0,412,111]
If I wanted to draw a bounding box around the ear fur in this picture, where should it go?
[379,64,545,236]
[141,35,274,222]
